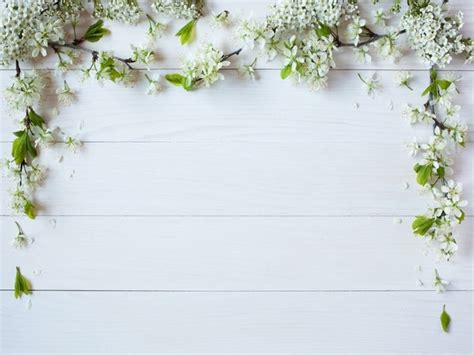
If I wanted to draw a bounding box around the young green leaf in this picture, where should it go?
[412,216,435,236]
[84,20,110,43]
[14,266,32,299]
[165,73,185,87]
[24,200,37,220]
[280,64,292,80]
[421,83,433,97]
[440,305,451,332]
[414,163,433,185]
[315,23,332,38]
[27,108,45,127]
[176,19,197,45]
[436,79,452,90]
[12,130,36,165]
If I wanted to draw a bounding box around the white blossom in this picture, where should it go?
[353,46,371,64]
[212,10,230,28]
[396,71,413,90]
[56,80,74,106]
[145,73,162,95]
[401,4,471,67]
[433,269,449,293]
[358,72,380,97]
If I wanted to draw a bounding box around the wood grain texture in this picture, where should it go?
[1,0,473,353]
[1,216,472,291]
[1,70,473,143]
[1,291,472,353]
[1,141,473,216]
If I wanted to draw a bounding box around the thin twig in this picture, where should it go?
[221,48,242,62]
[336,29,406,48]
[49,42,136,69]
[15,60,21,77]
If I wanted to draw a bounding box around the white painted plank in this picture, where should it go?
[1,291,472,353]
[0,216,472,291]
[6,0,474,70]
[0,142,472,216]
[1,70,473,143]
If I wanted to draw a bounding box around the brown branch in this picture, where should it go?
[49,42,136,69]
[336,29,406,48]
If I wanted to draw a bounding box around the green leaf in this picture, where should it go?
[437,166,445,179]
[436,79,452,90]
[280,64,292,80]
[27,108,45,127]
[14,266,32,299]
[175,19,197,45]
[440,305,451,333]
[84,20,110,43]
[11,130,36,165]
[24,200,37,220]
[414,163,433,185]
[412,216,435,236]
[421,84,433,96]
[165,73,185,87]
[315,24,332,38]
[457,209,465,223]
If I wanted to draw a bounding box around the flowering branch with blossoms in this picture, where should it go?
[1,0,472,331]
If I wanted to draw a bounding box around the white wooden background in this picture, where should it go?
[1,1,473,353]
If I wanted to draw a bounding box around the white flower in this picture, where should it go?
[238,59,257,80]
[358,72,380,97]
[406,138,420,157]
[131,45,155,66]
[145,73,162,95]
[401,4,470,67]
[152,0,203,20]
[146,16,166,40]
[65,136,81,153]
[373,9,390,27]
[212,10,230,28]
[5,71,45,111]
[353,46,371,64]
[266,0,342,30]
[180,43,230,89]
[402,105,435,124]
[56,80,74,106]
[396,71,413,90]
[373,28,400,59]
[434,269,449,293]
[347,17,366,46]
[11,221,30,249]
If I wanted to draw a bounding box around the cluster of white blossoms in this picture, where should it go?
[93,0,142,24]
[5,71,46,111]
[0,0,72,65]
[281,34,336,90]
[152,0,204,19]
[407,71,468,261]
[181,44,230,88]
[82,51,135,85]
[266,0,342,32]
[401,3,473,67]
